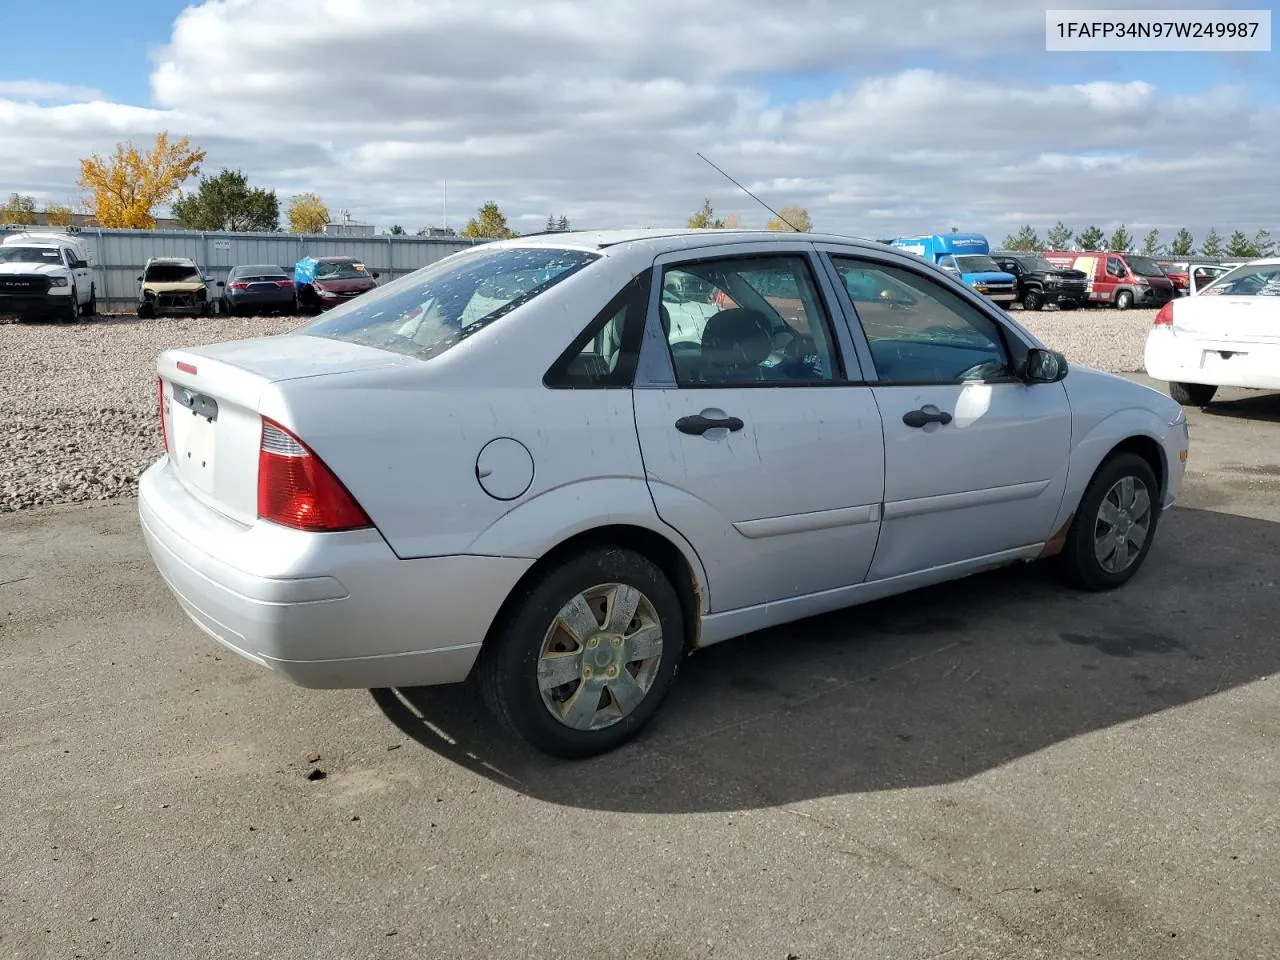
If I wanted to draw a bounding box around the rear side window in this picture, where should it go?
[545,270,652,388]
[300,247,599,362]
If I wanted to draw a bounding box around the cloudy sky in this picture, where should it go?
[0,0,1275,243]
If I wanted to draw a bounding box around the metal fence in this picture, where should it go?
[0,226,488,310]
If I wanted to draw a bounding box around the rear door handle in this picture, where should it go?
[675,414,745,435]
[902,408,953,428]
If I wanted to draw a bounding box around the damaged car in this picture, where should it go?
[294,256,379,313]
[137,257,222,318]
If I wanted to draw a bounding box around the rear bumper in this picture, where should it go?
[1144,328,1280,391]
[137,459,533,689]
[227,290,296,310]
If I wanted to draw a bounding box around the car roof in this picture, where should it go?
[146,257,198,265]
[476,227,887,258]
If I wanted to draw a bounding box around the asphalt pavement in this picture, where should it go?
[1,376,1277,960]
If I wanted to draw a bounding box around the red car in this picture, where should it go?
[294,256,380,313]
[1043,251,1175,310]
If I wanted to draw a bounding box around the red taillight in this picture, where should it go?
[275,279,294,288]
[1154,303,1174,327]
[257,417,371,532]
[228,280,249,290]
[157,377,169,453]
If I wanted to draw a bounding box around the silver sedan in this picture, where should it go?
[139,229,1190,758]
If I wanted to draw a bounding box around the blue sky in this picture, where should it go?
[3,0,188,103]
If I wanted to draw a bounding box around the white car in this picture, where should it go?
[1144,257,1280,406]
[0,231,97,322]
[139,229,1189,758]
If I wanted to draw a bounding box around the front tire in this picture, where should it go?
[1022,289,1044,311]
[1060,452,1160,592]
[1058,300,1079,311]
[478,546,684,759]
[58,290,78,325]
[1114,289,1134,310]
[1170,381,1217,406]
[137,301,154,319]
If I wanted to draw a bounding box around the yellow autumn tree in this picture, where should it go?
[78,132,206,229]
[287,192,330,233]
[765,206,813,232]
[44,203,75,226]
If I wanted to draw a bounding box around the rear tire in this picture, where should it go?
[478,546,685,759]
[1059,452,1160,592]
[1114,290,1134,310]
[85,286,97,318]
[137,301,154,319]
[1170,381,1217,406]
[1022,289,1044,311]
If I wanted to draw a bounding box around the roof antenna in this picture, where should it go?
[696,152,800,231]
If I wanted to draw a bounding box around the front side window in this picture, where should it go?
[658,254,841,386]
[300,246,599,362]
[830,257,1012,384]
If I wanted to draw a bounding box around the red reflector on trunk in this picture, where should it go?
[1153,303,1173,327]
[257,418,371,532]
[177,361,198,374]
[157,377,169,453]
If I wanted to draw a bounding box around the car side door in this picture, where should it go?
[817,247,1072,581]
[63,248,91,304]
[631,242,886,614]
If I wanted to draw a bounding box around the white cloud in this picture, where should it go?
[0,0,1275,243]
[0,80,105,103]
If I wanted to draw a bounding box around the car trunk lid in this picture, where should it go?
[1172,296,1280,345]
[157,334,415,525]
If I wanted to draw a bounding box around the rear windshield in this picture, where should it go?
[1125,256,1165,277]
[0,246,61,264]
[232,264,288,279]
[1200,264,1280,297]
[299,246,599,361]
[145,263,202,283]
[954,255,1001,273]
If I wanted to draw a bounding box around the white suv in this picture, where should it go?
[0,232,96,323]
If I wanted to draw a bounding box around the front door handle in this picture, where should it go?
[902,408,953,428]
[675,414,745,436]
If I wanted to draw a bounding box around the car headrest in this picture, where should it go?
[700,308,773,372]
[660,304,671,336]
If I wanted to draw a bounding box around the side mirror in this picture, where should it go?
[372,271,381,279]
[1023,348,1068,383]
[136,275,143,282]
[216,280,225,287]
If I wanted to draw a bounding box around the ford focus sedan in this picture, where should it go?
[139,229,1190,758]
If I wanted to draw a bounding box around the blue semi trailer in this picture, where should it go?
[888,234,1018,308]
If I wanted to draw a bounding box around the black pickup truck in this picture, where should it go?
[991,253,1088,311]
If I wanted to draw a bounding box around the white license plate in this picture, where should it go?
[171,407,217,493]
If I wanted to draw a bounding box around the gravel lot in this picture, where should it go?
[0,305,1160,513]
